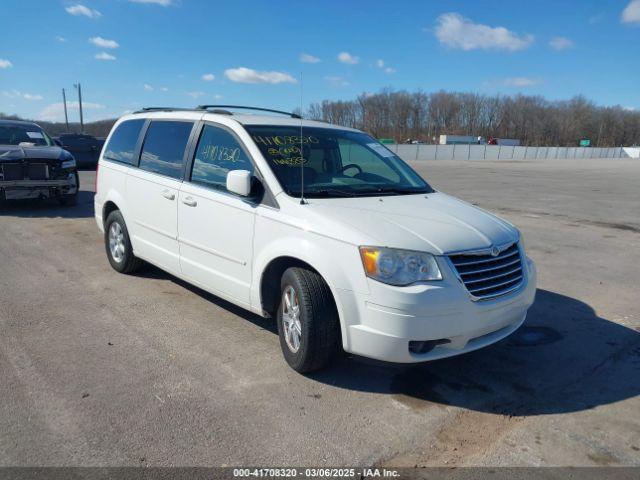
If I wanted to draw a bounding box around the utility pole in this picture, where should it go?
[74,82,84,133]
[62,88,69,132]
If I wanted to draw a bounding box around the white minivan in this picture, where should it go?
[95,106,536,372]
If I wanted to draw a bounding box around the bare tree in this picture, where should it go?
[306,90,640,146]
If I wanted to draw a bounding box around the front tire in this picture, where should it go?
[104,210,143,274]
[277,267,340,373]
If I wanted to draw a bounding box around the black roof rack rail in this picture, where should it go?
[196,105,302,119]
[132,107,195,114]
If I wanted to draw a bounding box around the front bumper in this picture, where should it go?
[0,172,78,200]
[338,256,537,363]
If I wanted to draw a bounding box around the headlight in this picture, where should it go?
[61,159,76,169]
[359,246,442,286]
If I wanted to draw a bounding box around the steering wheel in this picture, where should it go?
[340,163,363,175]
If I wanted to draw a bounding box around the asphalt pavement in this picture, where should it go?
[0,159,638,467]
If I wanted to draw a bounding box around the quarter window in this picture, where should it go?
[190,124,254,191]
[139,121,194,179]
[103,119,145,164]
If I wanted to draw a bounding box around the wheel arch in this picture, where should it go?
[102,200,120,227]
[259,256,322,316]
[99,187,128,228]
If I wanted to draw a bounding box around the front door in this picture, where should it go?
[178,123,257,307]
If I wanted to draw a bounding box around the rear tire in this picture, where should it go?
[104,210,143,274]
[277,267,340,373]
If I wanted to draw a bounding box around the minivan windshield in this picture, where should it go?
[246,126,433,198]
[0,124,54,147]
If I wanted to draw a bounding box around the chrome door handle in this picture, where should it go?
[182,197,197,207]
[161,190,175,201]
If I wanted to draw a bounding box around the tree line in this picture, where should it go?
[306,89,640,147]
[3,89,640,146]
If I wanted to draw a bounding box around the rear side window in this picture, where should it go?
[190,124,254,191]
[103,119,145,164]
[139,121,194,179]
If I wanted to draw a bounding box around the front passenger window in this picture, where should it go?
[191,125,254,192]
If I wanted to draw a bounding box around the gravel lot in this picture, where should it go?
[0,159,638,467]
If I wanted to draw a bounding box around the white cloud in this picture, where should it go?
[549,37,574,50]
[144,84,154,91]
[300,53,321,63]
[23,93,44,101]
[224,67,296,84]
[129,0,173,5]
[434,12,534,51]
[325,76,349,87]
[95,52,116,61]
[622,0,640,23]
[338,52,359,64]
[503,77,540,87]
[186,91,205,99]
[3,90,43,101]
[0,59,12,69]
[201,73,215,81]
[160,87,169,92]
[213,94,223,99]
[65,4,101,18]
[89,36,119,49]
[56,36,67,42]
[375,59,396,74]
[38,101,105,122]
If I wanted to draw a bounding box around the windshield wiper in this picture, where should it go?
[289,187,431,198]
[370,187,431,195]
[303,188,360,198]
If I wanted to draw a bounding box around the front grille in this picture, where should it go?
[448,242,524,300]
[1,163,23,181]
[0,163,49,181]
[26,164,49,180]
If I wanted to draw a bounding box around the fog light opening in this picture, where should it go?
[409,338,451,355]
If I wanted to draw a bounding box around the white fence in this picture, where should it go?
[389,144,639,161]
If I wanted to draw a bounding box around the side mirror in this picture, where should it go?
[54,139,63,147]
[226,170,253,196]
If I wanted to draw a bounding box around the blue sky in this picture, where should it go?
[1,0,639,122]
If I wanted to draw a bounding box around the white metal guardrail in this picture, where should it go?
[389,144,640,161]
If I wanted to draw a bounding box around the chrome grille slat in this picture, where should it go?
[449,249,519,267]
[457,257,521,276]
[448,242,524,300]
[463,266,523,285]
[470,282,523,301]
[468,275,523,293]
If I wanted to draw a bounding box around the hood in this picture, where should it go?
[0,145,71,163]
[308,192,518,255]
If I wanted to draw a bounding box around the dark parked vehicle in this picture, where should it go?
[0,119,79,205]
[55,133,104,168]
